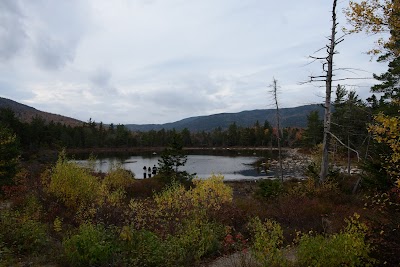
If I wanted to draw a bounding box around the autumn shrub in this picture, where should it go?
[102,164,134,192]
[123,175,231,265]
[99,165,134,208]
[163,219,224,266]
[128,175,233,235]
[285,177,339,198]
[248,217,288,267]
[296,214,374,267]
[127,176,166,198]
[0,241,14,266]
[42,152,101,221]
[222,226,249,255]
[190,174,233,210]
[0,210,49,256]
[118,226,164,267]
[62,223,118,267]
[257,179,283,198]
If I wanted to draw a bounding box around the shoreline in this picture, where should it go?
[66,146,296,154]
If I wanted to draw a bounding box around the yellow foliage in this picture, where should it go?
[102,164,135,191]
[53,216,62,232]
[345,0,400,57]
[120,225,133,241]
[369,106,400,181]
[42,155,101,210]
[100,165,135,206]
[153,174,233,213]
[128,175,233,232]
[191,174,233,210]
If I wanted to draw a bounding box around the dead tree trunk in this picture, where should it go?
[319,0,339,183]
[270,78,284,183]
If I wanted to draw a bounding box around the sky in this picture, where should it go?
[0,0,389,125]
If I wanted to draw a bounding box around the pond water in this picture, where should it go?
[73,149,281,181]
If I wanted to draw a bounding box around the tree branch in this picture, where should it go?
[327,131,360,161]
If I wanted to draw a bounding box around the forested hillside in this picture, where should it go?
[125,104,324,131]
[0,97,82,127]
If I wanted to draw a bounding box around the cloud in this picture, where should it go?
[89,68,118,95]
[1,0,388,125]
[0,0,27,61]
[33,34,75,70]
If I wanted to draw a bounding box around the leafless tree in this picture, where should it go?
[303,0,342,183]
[269,77,284,182]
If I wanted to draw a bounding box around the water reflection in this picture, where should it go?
[74,149,280,181]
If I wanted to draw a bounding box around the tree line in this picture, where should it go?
[0,108,305,150]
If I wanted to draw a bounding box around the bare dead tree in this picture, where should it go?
[302,0,343,183]
[269,77,284,183]
[301,0,374,186]
[319,0,342,183]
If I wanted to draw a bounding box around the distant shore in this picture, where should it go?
[66,146,293,155]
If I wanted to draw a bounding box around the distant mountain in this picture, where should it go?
[0,97,324,132]
[0,97,83,127]
[125,104,324,132]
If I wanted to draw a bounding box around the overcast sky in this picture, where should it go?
[0,0,388,124]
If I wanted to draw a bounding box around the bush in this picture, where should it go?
[163,220,224,266]
[127,175,233,235]
[119,226,164,267]
[248,217,287,267]
[42,152,101,211]
[0,127,20,188]
[62,223,117,267]
[296,214,374,267]
[0,241,14,266]
[257,179,283,198]
[0,210,49,256]
[153,175,232,216]
[286,177,339,198]
[102,164,135,192]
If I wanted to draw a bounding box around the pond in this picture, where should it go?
[73,149,284,181]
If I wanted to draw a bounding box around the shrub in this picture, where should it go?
[286,177,339,198]
[42,152,101,211]
[102,164,135,192]
[257,179,283,198]
[296,214,374,267]
[248,217,287,267]
[163,219,224,266]
[191,174,233,210]
[62,223,117,267]
[0,127,20,188]
[0,241,14,266]
[0,210,49,256]
[119,226,164,267]
[153,175,233,217]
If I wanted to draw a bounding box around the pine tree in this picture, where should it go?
[0,127,20,186]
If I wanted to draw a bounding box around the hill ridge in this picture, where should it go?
[0,97,323,132]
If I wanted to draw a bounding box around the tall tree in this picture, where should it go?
[346,0,400,190]
[320,0,342,183]
[269,77,283,182]
[303,110,323,147]
[332,86,369,173]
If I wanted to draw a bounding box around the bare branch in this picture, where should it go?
[328,131,360,161]
[331,77,375,81]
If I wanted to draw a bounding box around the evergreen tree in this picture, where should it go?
[302,110,323,147]
[157,132,192,184]
[0,127,20,186]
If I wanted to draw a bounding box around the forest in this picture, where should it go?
[0,0,400,266]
